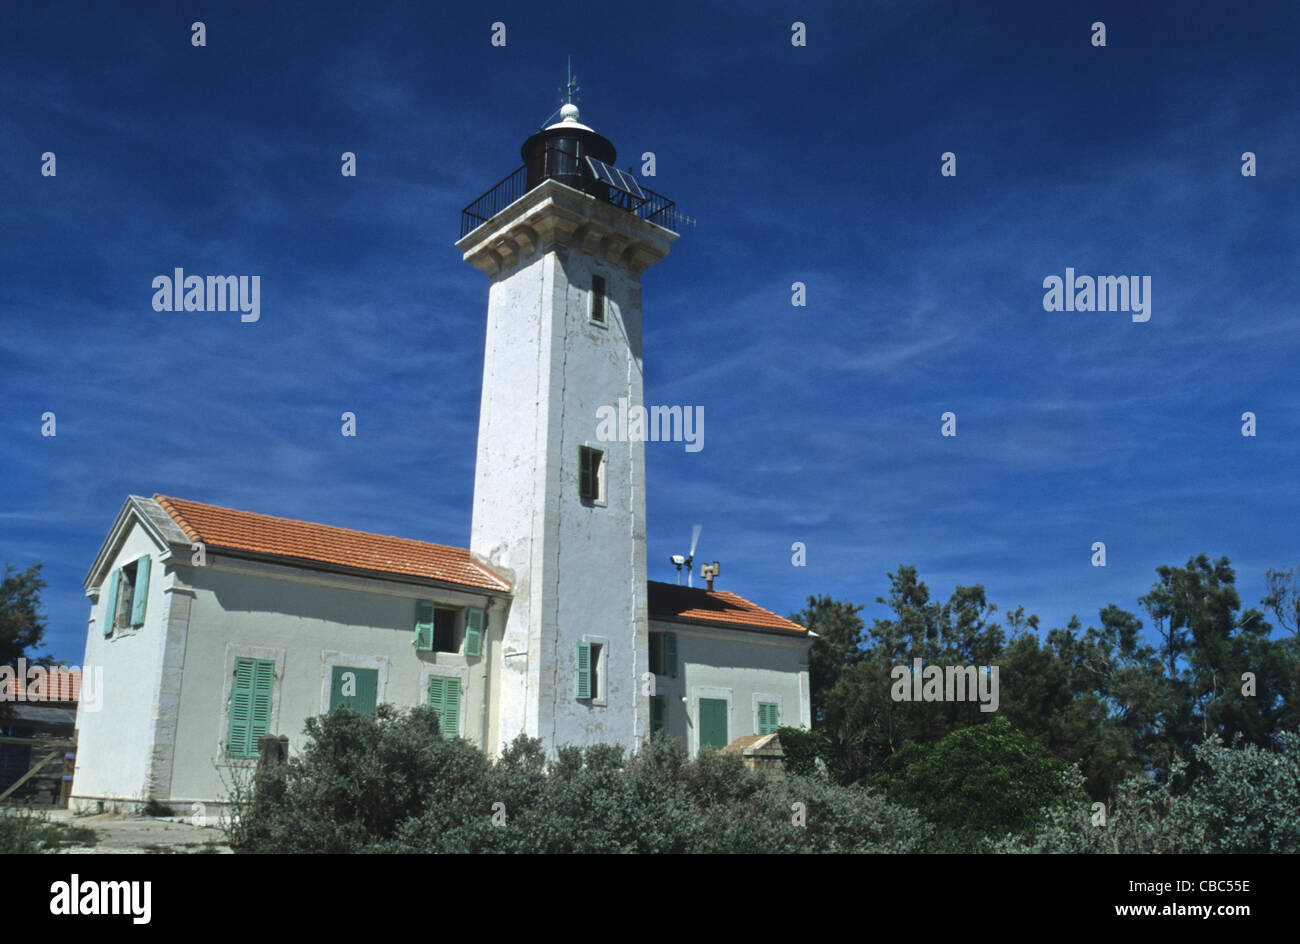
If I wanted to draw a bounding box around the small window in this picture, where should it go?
[579,446,605,503]
[433,608,458,653]
[757,701,780,735]
[102,555,151,636]
[590,642,602,701]
[648,631,677,677]
[574,640,606,702]
[590,275,606,325]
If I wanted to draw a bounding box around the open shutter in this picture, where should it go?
[228,658,255,757]
[414,601,435,651]
[102,569,120,637]
[664,632,678,678]
[130,555,151,626]
[465,607,484,657]
[574,641,591,699]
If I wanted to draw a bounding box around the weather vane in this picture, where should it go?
[560,56,580,106]
[541,57,582,127]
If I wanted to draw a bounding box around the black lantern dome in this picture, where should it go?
[520,104,617,198]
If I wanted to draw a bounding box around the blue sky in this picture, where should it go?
[2,1,1297,664]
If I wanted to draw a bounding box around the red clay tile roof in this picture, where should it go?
[647,581,806,634]
[154,495,510,593]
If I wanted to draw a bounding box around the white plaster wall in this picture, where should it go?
[164,557,495,804]
[648,621,811,756]
[470,222,650,757]
[70,523,168,806]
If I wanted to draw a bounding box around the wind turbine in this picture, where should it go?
[670,524,703,586]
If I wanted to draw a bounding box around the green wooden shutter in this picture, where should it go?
[330,666,378,716]
[574,641,592,699]
[664,632,678,678]
[699,698,728,750]
[102,569,120,637]
[229,658,275,758]
[414,601,435,651]
[130,555,151,626]
[250,660,274,746]
[228,658,254,757]
[465,607,484,657]
[758,702,779,735]
[426,675,460,739]
[650,694,664,736]
[441,678,460,739]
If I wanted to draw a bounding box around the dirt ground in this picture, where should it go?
[43,809,233,854]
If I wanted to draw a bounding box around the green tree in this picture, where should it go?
[1139,554,1287,758]
[875,717,1077,851]
[1,562,47,668]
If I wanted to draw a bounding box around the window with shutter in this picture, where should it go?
[330,666,379,716]
[414,601,435,651]
[757,701,779,735]
[130,554,151,626]
[465,607,485,657]
[663,632,678,678]
[228,657,276,758]
[426,675,461,739]
[102,570,120,637]
[574,641,592,699]
[650,694,665,736]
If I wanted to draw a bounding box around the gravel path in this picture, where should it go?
[44,810,233,854]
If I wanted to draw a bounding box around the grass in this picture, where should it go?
[0,808,99,853]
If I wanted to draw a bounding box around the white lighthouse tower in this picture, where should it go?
[456,94,678,755]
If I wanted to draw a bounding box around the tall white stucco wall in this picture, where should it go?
[70,524,168,808]
[470,232,650,756]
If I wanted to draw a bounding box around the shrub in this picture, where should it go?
[994,731,1300,854]
[0,808,97,853]
[228,708,929,853]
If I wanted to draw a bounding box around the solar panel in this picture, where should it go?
[585,156,647,202]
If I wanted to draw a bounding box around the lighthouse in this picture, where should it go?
[457,95,679,754]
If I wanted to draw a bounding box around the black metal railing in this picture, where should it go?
[460,165,528,238]
[460,147,678,238]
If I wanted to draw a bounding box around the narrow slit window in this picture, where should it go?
[579,446,605,503]
[591,276,606,324]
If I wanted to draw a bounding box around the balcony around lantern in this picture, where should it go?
[460,145,678,239]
